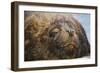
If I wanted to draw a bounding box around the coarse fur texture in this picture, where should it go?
[24,12,90,61]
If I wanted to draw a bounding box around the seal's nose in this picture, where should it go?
[49,28,60,38]
[49,32,58,38]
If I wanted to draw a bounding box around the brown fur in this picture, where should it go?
[24,12,90,61]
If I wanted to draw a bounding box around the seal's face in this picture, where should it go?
[48,17,81,58]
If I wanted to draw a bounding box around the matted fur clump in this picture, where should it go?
[24,12,90,61]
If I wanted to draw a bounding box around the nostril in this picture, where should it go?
[49,32,58,38]
[49,33,54,38]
